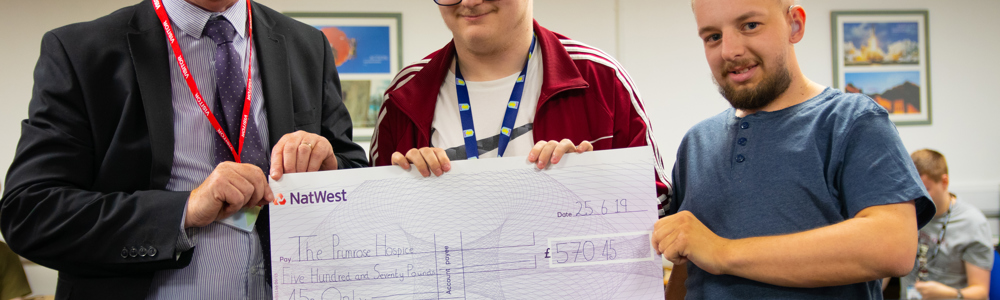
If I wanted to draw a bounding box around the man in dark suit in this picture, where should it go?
[0,0,367,298]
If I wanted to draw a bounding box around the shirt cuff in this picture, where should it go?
[175,201,195,260]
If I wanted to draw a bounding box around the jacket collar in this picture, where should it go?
[386,20,589,137]
[128,0,174,188]
[249,2,295,146]
[533,21,589,106]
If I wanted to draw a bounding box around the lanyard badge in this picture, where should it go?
[454,36,536,160]
[917,200,955,281]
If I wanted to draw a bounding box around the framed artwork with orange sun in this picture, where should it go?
[831,10,931,126]
[285,12,403,140]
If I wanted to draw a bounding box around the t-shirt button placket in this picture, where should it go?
[737,121,750,162]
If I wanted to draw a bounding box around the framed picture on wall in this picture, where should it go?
[284,12,403,141]
[831,10,931,125]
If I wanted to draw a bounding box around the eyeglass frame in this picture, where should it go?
[434,0,500,7]
[434,0,462,6]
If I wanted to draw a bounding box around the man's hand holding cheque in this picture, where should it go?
[270,130,341,180]
[653,211,730,275]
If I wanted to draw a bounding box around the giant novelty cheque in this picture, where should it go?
[268,146,664,299]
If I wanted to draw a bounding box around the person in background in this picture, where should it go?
[900,149,992,299]
[369,0,670,213]
[654,0,935,299]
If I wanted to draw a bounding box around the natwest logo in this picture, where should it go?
[279,189,347,205]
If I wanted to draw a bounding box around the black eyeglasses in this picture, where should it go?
[434,0,462,6]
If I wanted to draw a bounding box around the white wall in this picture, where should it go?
[2,0,998,296]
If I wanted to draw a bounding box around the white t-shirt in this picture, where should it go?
[431,42,543,160]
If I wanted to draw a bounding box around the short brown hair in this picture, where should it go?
[911,149,948,181]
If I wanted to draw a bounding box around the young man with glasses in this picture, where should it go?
[370,0,670,214]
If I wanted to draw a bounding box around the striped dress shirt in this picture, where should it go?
[148,0,271,298]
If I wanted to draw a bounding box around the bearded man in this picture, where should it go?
[652,0,936,299]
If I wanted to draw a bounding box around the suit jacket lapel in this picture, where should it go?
[249,3,286,285]
[128,0,174,189]
[251,3,293,146]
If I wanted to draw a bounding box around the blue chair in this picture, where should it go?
[990,249,1000,300]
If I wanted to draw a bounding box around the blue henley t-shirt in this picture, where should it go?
[669,87,935,299]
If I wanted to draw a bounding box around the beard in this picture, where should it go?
[715,56,792,111]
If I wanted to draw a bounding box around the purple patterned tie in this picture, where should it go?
[205,16,269,173]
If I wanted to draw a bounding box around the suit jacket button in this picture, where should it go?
[148,246,157,257]
[139,246,147,257]
[129,246,138,257]
[121,248,129,259]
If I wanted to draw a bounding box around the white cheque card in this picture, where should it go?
[268,146,664,300]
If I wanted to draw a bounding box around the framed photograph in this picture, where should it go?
[285,12,403,141]
[831,10,931,125]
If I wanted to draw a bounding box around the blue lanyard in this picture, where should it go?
[454,36,537,159]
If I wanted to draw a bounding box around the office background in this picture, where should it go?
[1,0,998,295]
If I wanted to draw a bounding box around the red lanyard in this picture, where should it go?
[152,0,254,162]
